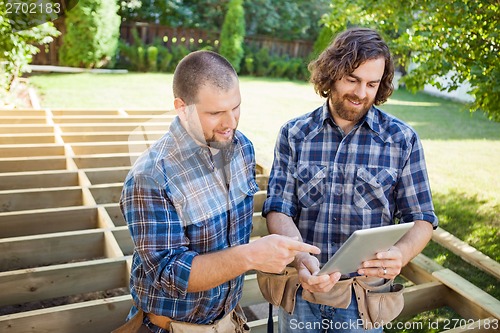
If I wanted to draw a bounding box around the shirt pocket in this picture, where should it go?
[294,164,327,208]
[353,167,397,211]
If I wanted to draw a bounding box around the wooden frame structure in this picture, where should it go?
[0,109,498,332]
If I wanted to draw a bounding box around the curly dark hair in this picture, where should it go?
[309,27,394,105]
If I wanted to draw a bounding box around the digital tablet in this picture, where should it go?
[318,222,415,275]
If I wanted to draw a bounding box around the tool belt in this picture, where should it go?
[256,267,404,329]
[112,304,249,333]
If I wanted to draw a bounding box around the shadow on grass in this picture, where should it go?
[384,89,500,141]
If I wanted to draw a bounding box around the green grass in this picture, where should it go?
[28,73,499,329]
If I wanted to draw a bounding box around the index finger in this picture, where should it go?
[286,239,320,254]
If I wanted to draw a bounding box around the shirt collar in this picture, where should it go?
[321,100,382,136]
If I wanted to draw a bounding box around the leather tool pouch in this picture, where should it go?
[353,277,405,329]
[257,268,405,329]
[256,267,301,314]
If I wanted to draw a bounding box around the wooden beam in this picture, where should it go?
[125,110,176,116]
[84,167,130,185]
[0,206,98,238]
[398,281,449,318]
[0,230,106,272]
[0,134,55,144]
[0,144,64,158]
[0,156,67,172]
[432,227,500,280]
[104,204,127,227]
[434,269,500,320]
[0,116,47,124]
[241,274,266,307]
[254,190,266,212]
[0,124,54,134]
[0,110,46,116]
[401,255,440,285]
[62,132,164,143]
[0,187,83,213]
[0,295,132,333]
[51,110,121,116]
[251,213,268,238]
[0,258,128,307]
[89,183,123,205]
[73,155,137,168]
[112,227,134,256]
[59,123,169,133]
[255,174,269,191]
[71,142,151,155]
[52,115,173,124]
[0,170,78,190]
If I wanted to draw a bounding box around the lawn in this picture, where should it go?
[29,72,499,317]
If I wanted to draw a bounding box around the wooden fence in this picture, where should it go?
[0,108,498,333]
[32,21,313,66]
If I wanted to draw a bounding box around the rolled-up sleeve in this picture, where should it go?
[395,134,439,228]
[120,174,197,297]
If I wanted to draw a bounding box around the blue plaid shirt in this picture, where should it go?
[120,117,259,330]
[263,102,438,265]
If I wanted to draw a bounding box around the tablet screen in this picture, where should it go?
[318,222,415,275]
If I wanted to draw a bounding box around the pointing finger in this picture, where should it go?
[286,239,320,254]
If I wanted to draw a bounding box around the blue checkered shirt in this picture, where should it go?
[120,117,259,329]
[263,103,438,265]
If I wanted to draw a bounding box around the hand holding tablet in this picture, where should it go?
[318,222,415,275]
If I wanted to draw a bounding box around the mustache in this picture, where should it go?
[345,94,368,104]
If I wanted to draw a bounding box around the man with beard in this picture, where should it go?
[117,50,319,333]
[263,28,438,332]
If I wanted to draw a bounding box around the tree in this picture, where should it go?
[59,0,121,68]
[244,0,330,41]
[0,1,59,104]
[219,0,245,73]
[321,0,499,121]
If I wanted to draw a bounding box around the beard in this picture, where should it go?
[206,131,235,149]
[330,91,372,123]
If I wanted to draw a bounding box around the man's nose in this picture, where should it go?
[222,111,237,128]
[354,84,367,100]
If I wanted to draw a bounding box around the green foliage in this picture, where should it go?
[241,46,309,81]
[59,0,121,68]
[0,2,59,103]
[147,46,158,72]
[244,0,330,41]
[322,0,499,121]
[311,25,334,59]
[219,0,245,73]
[117,28,192,73]
[119,0,226,30]
[119,0,330,42]
[254,48,271,77]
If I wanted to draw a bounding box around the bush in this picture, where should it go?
[254,48,271,77]
[0,5,59,105]
[59,0,120,68]
[147,46,158,72]
[219,0,245,72]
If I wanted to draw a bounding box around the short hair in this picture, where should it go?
[173,50,238,105]
[309,27,394,105]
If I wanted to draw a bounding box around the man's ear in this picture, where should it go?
[174,98,187,121]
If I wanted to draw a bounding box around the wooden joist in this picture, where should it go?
[432,227,500,280]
